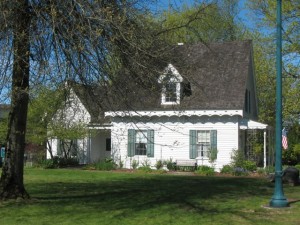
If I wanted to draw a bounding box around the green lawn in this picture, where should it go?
[0,168,299,225]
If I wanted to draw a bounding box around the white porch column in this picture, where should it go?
[264,130,267,168]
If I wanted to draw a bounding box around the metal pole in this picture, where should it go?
[269,0,288,208]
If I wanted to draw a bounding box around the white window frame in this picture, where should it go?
[161,82,181,105]
[159,64,183,105]
[135,130,148,156]
[197,130,211,158]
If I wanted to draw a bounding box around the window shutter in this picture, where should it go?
[147,130,154,157]
[128,129,135,157]
[210,130,217,150]
[189,130,197,159]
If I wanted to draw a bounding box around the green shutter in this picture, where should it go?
[210,130,217,150]
[128,129,135,157]
[147,130,154,157]
[189,130,197,159]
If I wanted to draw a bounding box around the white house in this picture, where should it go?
[48,40,270,171]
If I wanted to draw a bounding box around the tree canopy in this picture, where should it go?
[247,0,300,124]
[2,0,237,200]
[159,0,243,44]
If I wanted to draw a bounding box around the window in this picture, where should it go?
[135,131,147,155]
[165,83,177,102]
[189,130,217,159]
[128,129,154,157]
[162,82,179,104]
[197,131,210,157]
[158,64,183,105]
[106,138,111,151]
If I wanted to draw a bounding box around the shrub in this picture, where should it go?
[208,147,218,166]
[94,158,116,171]
[257,167,266,175]
[131,159,139,169]
[243,160,257,172]
[230,149,257,172]
[230,149,245,168]
[232,167,249,176]
[118,160,124,169]
[195,165,215,176]
[39,156,80,169]
[294,164,300,170]
[220,165,233,174]
[257,166,277,176]
[152,169,167,174]
[57,157,79,168]
[141,159,151,167]
[137,166,152,173]
[155,160,164,170]
[40,159,58,169]
[165,158,176,171]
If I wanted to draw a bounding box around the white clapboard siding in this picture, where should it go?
[90,131,111,163]
[111,115,240,171]
[47,89,91,162]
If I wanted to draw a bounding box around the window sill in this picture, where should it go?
[161,101,180,105]
[196,157,209,160]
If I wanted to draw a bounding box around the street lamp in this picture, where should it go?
[269,0,288,208]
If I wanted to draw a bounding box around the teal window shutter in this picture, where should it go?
[128,129,136,157]
[189,130,197,159]
[147,130,154,157]
[210,130,217,153]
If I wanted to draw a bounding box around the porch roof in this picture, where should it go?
[239,119,268,130]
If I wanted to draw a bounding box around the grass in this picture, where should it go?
[0,168,299,225]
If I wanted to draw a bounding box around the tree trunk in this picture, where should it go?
[0,0,31,200]
[47,140,54,160]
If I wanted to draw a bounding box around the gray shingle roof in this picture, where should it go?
[171,40,251,110]
[72,40,253,122]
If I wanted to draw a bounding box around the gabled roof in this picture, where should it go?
[169,40,252,110]
[108,40,253,111]
[69,83,109,123]
[70,40,254,122]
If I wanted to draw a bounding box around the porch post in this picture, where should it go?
[264,130,267,168]
[87,130,91,164]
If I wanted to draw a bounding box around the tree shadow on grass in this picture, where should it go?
[28,175,274,218]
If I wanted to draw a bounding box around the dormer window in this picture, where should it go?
[165,83,177,102]
[159,64,183,105]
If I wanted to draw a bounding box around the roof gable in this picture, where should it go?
[158,64,183,83]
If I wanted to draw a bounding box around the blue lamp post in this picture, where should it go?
[269,0,288,208]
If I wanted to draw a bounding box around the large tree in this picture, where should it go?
[245,1,300,165]
[247,0,300,124]
[0,0,166,200]
[1,0,227,200]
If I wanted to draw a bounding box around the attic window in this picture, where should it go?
[159,64,183,105]
[165,83,177,102]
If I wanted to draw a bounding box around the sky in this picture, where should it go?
[0,0,259,104]
[154,0,256,30]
